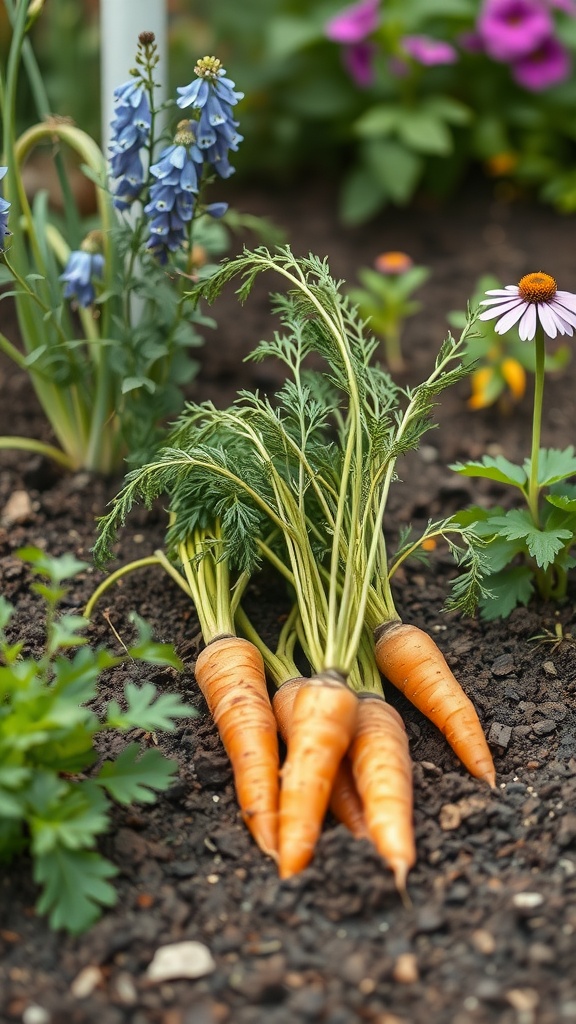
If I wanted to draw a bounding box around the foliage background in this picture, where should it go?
[4,0,576,225]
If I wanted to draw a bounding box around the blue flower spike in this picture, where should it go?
[0,166,11,251]
[60,231,105,308]
[177,56,244,179]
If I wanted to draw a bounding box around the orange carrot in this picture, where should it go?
[194,635,280,859]
[374,620,496,788]
[273,677,368,840]
[277,675,359,878]
[349,695,415,892]
[328,756,369,840]
[271,676,304,741]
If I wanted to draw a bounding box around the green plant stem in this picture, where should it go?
[384,325,404,374]
[527,326,545,526]
[236,604,300,688]
[0,436,75,470]
[82,555,182,619]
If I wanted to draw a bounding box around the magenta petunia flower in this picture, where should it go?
[401,35,459,66]
[478,272,576,340]
[546,0,576,12]
[343,41,377,86]
[512,35,571,89]
[325,0,380,44]
[478,0,553,61]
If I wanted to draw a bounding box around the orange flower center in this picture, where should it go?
[518,272,557,304]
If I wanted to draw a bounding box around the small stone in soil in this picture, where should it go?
[488,722,512,749]
[145,941,216,983]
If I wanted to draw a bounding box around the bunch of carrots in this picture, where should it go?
[93,247,495,893]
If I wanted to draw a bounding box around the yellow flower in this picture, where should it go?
[501,357,526,401]
[468,367,495,410]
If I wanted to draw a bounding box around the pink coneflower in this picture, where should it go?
[478,0,553,61]
[401,35,458,66]
[512,35,571,89]
[325,0,380,44]
[479,272,576,339]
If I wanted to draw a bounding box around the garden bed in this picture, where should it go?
[1,178,576,1024]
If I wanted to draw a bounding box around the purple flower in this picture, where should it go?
[402,35,459,66]
[512,35,571,88]
[546,0,576,12]
[479,272,576,340]
[0,166,10,252]
[177,57,243,180]
[343,41,377,86]
[477,0,553,61]
[60,237,105,308]
[325,0,380,43]
[458,31,486,54]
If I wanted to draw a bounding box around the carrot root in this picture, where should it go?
[374,620,496,788]
[194,636,280,859]
[277,674,359,879]
[273,677,367,840]
[349,696,416,893]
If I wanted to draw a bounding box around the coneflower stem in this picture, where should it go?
[527,325,545,526]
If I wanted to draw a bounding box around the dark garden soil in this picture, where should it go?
[1,177,576,1024]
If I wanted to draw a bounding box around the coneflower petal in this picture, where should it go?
[554,290,576,313]
[518,303,537,341]
[492,301,528,335]
[536,302,557,339]
[479,298,523,322]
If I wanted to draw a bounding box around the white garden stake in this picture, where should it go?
[100,0,167,152]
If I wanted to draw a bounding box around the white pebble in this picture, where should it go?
[146,940,216,983]
[512,892,544,910]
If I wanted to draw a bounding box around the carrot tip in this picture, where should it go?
[397,882,413,911]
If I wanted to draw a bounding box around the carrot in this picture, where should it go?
[349,695,416,893]
[374,620,496,788]
[328,757,369,840]
[194,635,280,859]
[277,674,359,878]
[273,677,368,840]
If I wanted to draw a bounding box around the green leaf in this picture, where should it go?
[479,566,534,620]
[95,743,178,804]
[489,508,572,569]
[354,104,401,138]
[29,781,110,855]
[126,613,184,669]
[34,847,118,934]
[529,446,576,486]
[16,547,89,583]
[363,139,422,204]
[0,595,14,631]
[397,110,453,155]
[450,455,527,488]
[106,681,193,732]
[50,614,89,651]
[267,15,322,59]
[121,376,157,395]
[339,166,387,226]
[423,95,472,126]
[546,493,576,512]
